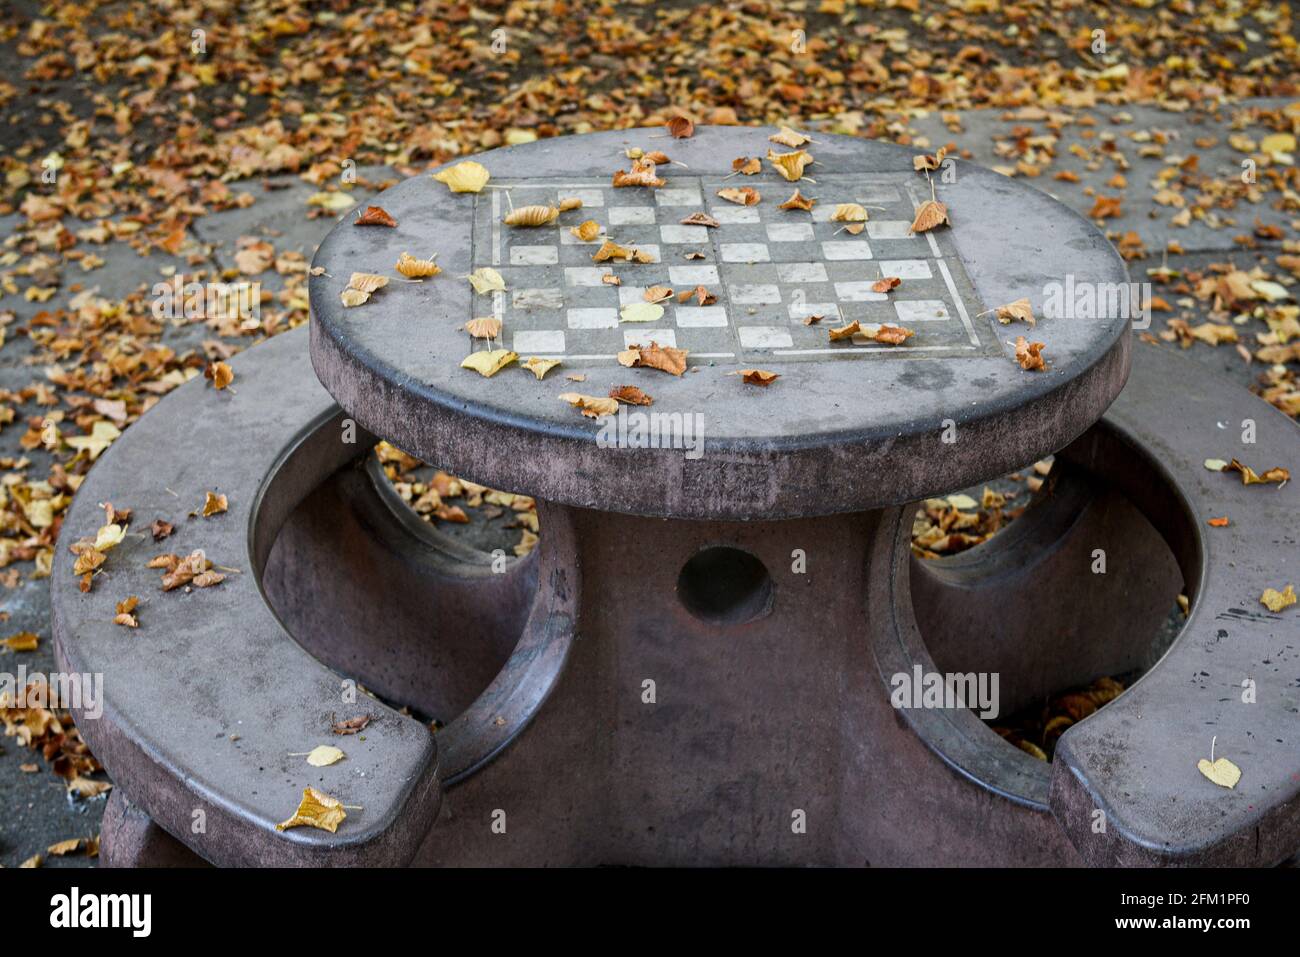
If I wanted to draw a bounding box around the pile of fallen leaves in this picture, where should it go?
[376,441,538,557]
[990,675,1126,762]
[910,460,1051,558]
[0,675,110,798]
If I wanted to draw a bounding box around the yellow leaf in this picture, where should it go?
[522,357,560,380]
[1261,584,1296,612]
[340,288,370,307]
[460,349,518,377]
[395,252,441,278]
[202,491,228,517]
[910,199,951,233]
[831,203,868,223]
[992,298,1036,327]
[47,838,83,856]
[432,161,490,194]
[94,523,127,552]
[466,268,506,294]
[306,745,345,767]
[503,205,559,227]
[276,786,348,833]
[347,272,388,294]
[620,301,664,323]
[65,421,121,461]
[1197,756,1241,789]
[766,148,813,181]
[464,317,502,339]
[559,393,619,417]
[570,220,601,242]
[769,126,811,148]
[1,631,39,651]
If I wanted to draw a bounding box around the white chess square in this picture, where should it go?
[855,186,899,203]
[565,267,613,286]
[788,301,841,322]
[728,284,782,305]
[878,259,932,280]
[821,241,873,260]
[509,245,558,266]
[566,189,605,208]
[624,329,677,348]
[866,221,916,240]
[512,288,563,309]
[721,243,770,263]
[669,265,720,286]
[709,206,761,224]
[675,306,728,327]
[660,224,709,244]
[894,300,950,322]
[513,330,565,353]
[834,281,887,302]
[656,187,703,206]
[766,223,815,242]
[567,307,619,329]
[608,207,655,226]
[618,286,649,306]
[738,326,793,349]
[777,262,828,283]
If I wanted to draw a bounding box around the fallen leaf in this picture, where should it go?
[503,204,559,227]
[355,205,397,227]
[873,324,915,345]
[340,288,371,307]
[831,203,868,234]
[65,421,121,461]
[910,200,950,233]
[769,126,811,148]
[306,745,345,767]
[94,523,127,551]
[395,252,441,278]
[205,361,234,390]
[1,631,39,651]
[732,369,780,386]
[466,267,506,294]
[732,156,761,175]
[47,838,84,856]
[1261,584,1296,612]
[767,148,813,181]
[717,186,760,206]
[644,286,674,303]
[432,161,490,193]
[620,341,688,376]
[993,298,1036,327]
[460,349,518,378]
[559,392,619,417]
[1207,516,1230,527]
[609,385,653,405]
[829,320,861,341]
[558,197,583,212]
[665,115,695,138]
[612,160,664,188]
[276,786,348,833]
[523,357,561,380]
[201,491,227,517]
[778,189,815,211]
[620,302,664,324]
[464,317,502,339]
[1014,336,1047,371]
[680,212,719,228]
[872,277,901,293]
[1222,459,1289,485]
[348,272,389,294]
[913,147,947,172]
[1197,756,1241,789]
[332,714,372,735]
[570,220,601,242]
[677,285,716,305]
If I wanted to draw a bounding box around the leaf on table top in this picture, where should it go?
[559,392,619,418]
[503,204,559,227]
[276,786,348,833]
[1222,458,1289,485]
[395,252,441,278]
[873,324,915,345]
[731,368,780,386]
[205,361,234,389]
[769,126,811,148]
[677,285,716,305]
[829,320,861,341]
[717,186,760,206]
[732,156,761,175]
[644,285,674,303]
[1,631,39,651]
[466,267,506,294]
[522,357,561,380]
[460,349,518,378]
[910,199,950,233]
[570,220,601,242]
[665,115,695,138]
[332,714,372,735]
[620,301,664,323]
[340,288,371,307]
[679,211,719,228]
[558,197,584,212]
[306,745,345,767]
[1261,584,1296,612]
[202,491,228,517]
[464,317,502,339]
[612,160,664,188]
[767,148,813,181]
[1197,756,1241,789]
[913,147,948,172]
[778,189,815,211]
[993,298,1036,327]
[609,385,653,406]
[618,341,689,376]
[354,205,397,227]
[94,523,126,551]
[872,276,901,293]
[1014,336,1047,371]
[432,161,490,193]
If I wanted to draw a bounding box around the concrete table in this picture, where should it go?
[53,127,1299,868]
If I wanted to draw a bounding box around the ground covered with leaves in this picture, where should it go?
[0,0,1297,866]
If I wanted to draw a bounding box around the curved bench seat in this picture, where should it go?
[52,326,441,867]
[1051,343,1299,866]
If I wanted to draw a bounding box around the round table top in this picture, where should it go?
[310,126,1130,520]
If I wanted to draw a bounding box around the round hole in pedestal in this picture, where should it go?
[676,546,773,625]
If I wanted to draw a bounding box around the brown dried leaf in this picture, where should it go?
[910,200,950,233]
[503,204,559,227]
[778,189,816,211]
[610,386,653,406]
[733,369,780,386]
[465,317,503,339]
[355,205,397,227]
[1014,336,1047,371]
[559,393,620,417]
[679,212,720,228]
[717,186,760,206]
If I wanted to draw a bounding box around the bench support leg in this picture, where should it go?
[99,789,208,868]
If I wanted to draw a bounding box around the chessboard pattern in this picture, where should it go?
[470,174,1000,364]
